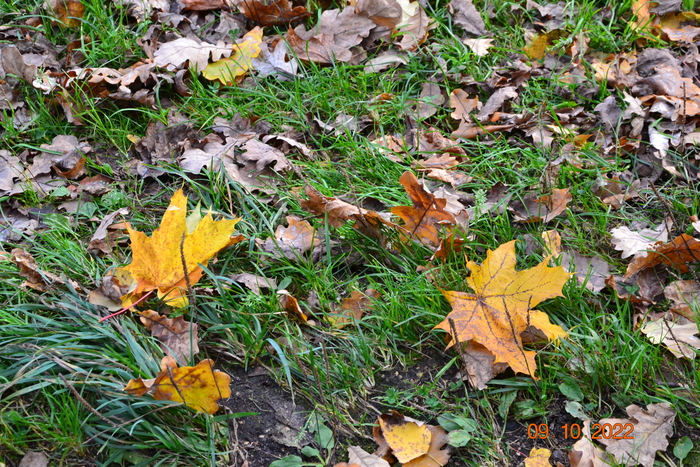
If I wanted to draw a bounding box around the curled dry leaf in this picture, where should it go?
[279,291,309,323]
[598,403,676,467]
[87,207,130,256]
[435,241,571,380]
[124,356,231,414]
[139,309,200,364]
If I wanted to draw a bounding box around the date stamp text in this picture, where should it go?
[527,423,635,440]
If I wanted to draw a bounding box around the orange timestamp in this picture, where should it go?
[527,423,635,440]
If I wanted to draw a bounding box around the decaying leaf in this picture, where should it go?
[329,289,380,328]
[510,188,572,223]
[124,356,231,414]
[47,0,85,28]
[230,272,277,294]
[279,291,310,323]
[11,248,65,291]
[664,280,700,319]
[435,240,571,380]
[610,222,669,259]
[598,403,676,467]
[261,216,320,260]
[118,189,241,308]
[640,317,700,359]
[561,251,610,294]
[139,309,200,363]
[524,448,552,467]
[203,27,264,84]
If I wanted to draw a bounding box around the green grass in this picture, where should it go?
[2,0,700,465]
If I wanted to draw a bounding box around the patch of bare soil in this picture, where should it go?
[219,365,311,466]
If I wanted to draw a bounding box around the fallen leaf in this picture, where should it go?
[569,420,611,467]
[510,189,571,223]
[301,185,396,239]
[203,27,264,84]
[523,29,565,60]
[630,0,653,34]
[395,1,432,51]
[462,38,493,56]
[640,317,700,359]
[230,273,277,294]
[329,289,380,328]
[139,310,200,363]
[598,403,676,467]
[448,0,487,36]
[391,171,457,246]
[377,411,431,463]
[355,0,402,28]
[87,208,130,256]
[154,38,232,72]
[279,291,309,322]
[181,0,228,10]
[124,356,231,414]
[541,230,561,257]
[17,451,49,467]
[610,223,669,259]
[404,425,450,467]
[0,150,23,193]
[251,40,298,80]
[118,189,240,308]
[11,248,65,291]
[624,234,700,279]
[449,89,479,121]
[416,81,444,119]
[48,0,85,28]
[261,216,320,260]
[286,7,376,64]
[455,340,509,389]
[434,240,571,379]
[233,0,310,25]
[347,445,390,467]
[525,448,552,467]
[561,251,610,293]
[664,280,700,319]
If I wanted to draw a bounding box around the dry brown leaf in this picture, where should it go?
[181,0,227,10]
[87,208,130,256]
[448,0,486,36]
[630,0,653,34]
[48,0,85,28]
[624,234,700,279]
[355,0,402,28]
[348,445,390,467]
[395,2,432,51]
[300,185,396,238]
[449,89,479,121]
[561,251,610,294]
[139,310,200,363]
[233,0,310,25]
[154,38,232,72]
[569,420,611,467]
[510,189,571,223]
[391,171,456,246]
[230,273,277,294]
[416,81,444,119]
[286,7,376,64]
[261,216,320,260]
[610,223,668,259]
[434,241,571,379]
[640,317,700,359]
[279,291,309,323]
[124,356,231,414]
[11,248,65,291]
[664,280,700,319]
[598,403,676,467]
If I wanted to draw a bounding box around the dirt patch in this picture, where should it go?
[220,365,312,466]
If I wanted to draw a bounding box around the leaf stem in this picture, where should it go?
[98,289,155,323]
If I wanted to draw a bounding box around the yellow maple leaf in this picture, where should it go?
[124,356,231,414]
[525,448,552,467]
[434,240,571,378]
[202,27,263,85]
[118,189,240,308]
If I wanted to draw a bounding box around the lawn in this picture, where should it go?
[1,0,700,466]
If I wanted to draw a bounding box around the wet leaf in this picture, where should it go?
[124,356,231,414]
[434,240,571,380]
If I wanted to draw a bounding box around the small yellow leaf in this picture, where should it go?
[203,27,263,85]
[525,447,552,467]
[378,412,431,463]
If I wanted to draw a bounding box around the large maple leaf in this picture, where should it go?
[118,189,240,308]
[434,241,571,378]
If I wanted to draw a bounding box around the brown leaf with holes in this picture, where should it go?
[124,356,231,414]
[301,185,396,238]
[391,171,456,246]
[624,234,700,279]
[139,310,200,364]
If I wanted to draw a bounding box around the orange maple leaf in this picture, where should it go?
[434,240,571,378]
[124,356,231,414]
[118,189,240,308]
[391,171,457,246]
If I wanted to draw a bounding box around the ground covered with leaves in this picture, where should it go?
[2,0,700,466]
